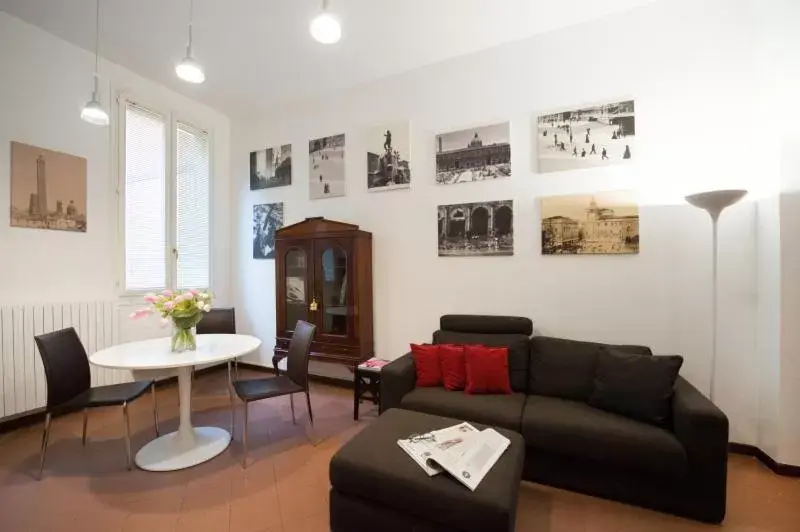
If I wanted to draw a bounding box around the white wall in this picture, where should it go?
[231,0,777,446]
[0,12,232,340]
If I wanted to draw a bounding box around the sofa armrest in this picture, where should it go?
[672,376,729,461]
[380,352,416,413]
[671,376,728,522]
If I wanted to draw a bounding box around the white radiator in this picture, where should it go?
[0,301,132,419]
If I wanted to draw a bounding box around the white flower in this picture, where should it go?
[196,300,205,310]
[203,304,211,312]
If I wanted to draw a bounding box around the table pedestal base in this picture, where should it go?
[135,426,231,471]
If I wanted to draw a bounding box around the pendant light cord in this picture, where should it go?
[187,0,194,55]
[322,0,330,9]
[92,0,101,94]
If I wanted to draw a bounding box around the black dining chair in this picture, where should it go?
[196,307,237,430]
[233,320,316,468]
[34,327,160,479]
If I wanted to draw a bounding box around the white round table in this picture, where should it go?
[89,334,261,471]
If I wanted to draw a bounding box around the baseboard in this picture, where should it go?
[0,363,228,436]
[729,442,800,477]
[236,361,354,389]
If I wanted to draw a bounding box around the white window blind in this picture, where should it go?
[124,102,166,292]
[175,122,210,290]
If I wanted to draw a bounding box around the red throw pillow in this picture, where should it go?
[464,345,512,394]
[439,344,467,391]
[410,344,442,387]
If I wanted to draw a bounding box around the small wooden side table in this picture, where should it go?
[354,359,389,420]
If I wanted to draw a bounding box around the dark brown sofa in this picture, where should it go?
[380,315,729,523]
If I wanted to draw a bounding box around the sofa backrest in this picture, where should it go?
[433,315,533,393]
[529,336,652,402]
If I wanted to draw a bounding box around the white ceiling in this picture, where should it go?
[1,0,656,118]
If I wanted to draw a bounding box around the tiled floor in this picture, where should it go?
[0,370,798,532]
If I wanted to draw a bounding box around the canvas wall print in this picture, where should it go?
[366,123,411,191]
[536,100,635,173]
[541,191,639,255]
[435,122,511,185]
[10,141,87,232]
[309,134,345,199]
[438,200,513,256]
[250,144,292,190]
[253,202,284,259]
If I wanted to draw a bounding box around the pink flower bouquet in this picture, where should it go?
[131,289,213,352]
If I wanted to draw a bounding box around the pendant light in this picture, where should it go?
[310,0,341,44]
[176,0,205,83]
[81,0,109,126]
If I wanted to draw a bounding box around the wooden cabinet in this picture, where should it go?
[273,217,373,369]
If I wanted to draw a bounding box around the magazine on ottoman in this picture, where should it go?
[397,422,511,491]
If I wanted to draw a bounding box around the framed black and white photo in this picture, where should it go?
[366,123,411,191]
[253,202,284,259]
[536,100,635,174]
[541,191,639,255]
[435,122,511,185]
[438,200,513,256]
[309,134,345,199]
[250,144,292,190]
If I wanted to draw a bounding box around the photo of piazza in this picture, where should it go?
[309,133,346,199]
[435,122,511,185]
[536,100,635,174]
[9,141,87,232]
[541,191,639,255]
[438,200,513,257]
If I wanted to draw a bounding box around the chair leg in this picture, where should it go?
[290,394,296,425]
[81,408,89,446]
[305,390,314,426]
[228,361,235,433]
[151,383,160,437]
[122,401,132,471]
[37,412,52,481]
[242,401,249,469]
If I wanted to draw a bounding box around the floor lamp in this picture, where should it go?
[685,189,747,401]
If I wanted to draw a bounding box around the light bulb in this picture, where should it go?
[176,56,205,83]
[81,98,109,126]
[310,12,341,44]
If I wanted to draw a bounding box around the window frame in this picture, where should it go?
[114,91,215,297]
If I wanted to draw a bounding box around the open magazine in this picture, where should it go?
[397,422,510,491]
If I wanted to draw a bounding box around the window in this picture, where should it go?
[121,99,211,293]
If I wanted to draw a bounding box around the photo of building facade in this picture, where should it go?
[438,200,513,256]
[435,122,511,185]
[541,192,639,255]
[250,144,292,190]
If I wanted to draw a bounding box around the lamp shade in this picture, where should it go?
[81,97,109,126]
[685,190,747,220]
[176,55,205,83]
[310,12,341,44]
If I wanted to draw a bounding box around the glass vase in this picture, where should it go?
[171,325,197,352]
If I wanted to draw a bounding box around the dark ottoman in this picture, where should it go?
[329,408,525,532]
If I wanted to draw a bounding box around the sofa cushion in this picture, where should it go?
[522,395,687,479]
[439,315,533,335]
[529,336,652,402]
[439,344,467,391]
[464,345,512,395]
[410,344,442,387]
[589,348,683,426]
[400,387,526,431]
[434,330,529,393]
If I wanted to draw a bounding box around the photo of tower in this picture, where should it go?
[10,141,87,232]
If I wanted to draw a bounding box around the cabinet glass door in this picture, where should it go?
[284,247,309,332]
[317,244,350,337]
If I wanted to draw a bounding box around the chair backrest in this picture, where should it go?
[196,307,236,335]
[34,327,91,410]
[286,320,316,388]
